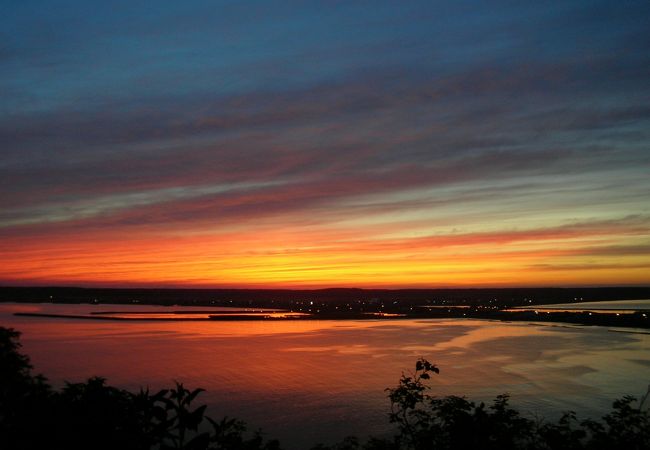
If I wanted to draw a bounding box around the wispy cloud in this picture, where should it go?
[2,0,649,286]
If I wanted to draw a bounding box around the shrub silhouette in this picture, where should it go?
[0,327,279,450]
[313,359,649,450]
[0,327,53,450]
[383,358,538,450]
[2,327,649,450]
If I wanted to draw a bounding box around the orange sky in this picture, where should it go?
[2,2,650,288]
[2,195,649,287]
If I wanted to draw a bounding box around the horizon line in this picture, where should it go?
[2,284,650,291]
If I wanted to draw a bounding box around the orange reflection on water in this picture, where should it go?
[88,312,310,320]
[2,303,650,449]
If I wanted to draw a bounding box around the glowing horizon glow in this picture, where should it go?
[1,1,649,288]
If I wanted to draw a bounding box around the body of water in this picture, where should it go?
[2,302,650,449]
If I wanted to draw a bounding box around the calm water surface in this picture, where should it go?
[2,302,650,449]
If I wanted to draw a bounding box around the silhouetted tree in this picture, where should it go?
[0,328,53,450]
[0,327,280,450]
[319,358,650,450]
[2,327,649,450]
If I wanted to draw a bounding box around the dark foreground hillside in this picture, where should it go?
[1,326,648,450]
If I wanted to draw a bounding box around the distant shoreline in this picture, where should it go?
[3,285,650,306]
[13,306,650,329]
[4,285,650,329]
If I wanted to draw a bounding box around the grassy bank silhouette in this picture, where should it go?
[1,327,648,449]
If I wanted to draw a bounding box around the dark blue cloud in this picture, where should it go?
[1,0,649,237]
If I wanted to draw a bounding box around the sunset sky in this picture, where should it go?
[2,0,649,288]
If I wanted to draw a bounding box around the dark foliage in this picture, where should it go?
[0,328,52,450]
[0,327,279,450]
[314,358,650,450]
[383,359,538,450]
[2,327,649,450]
